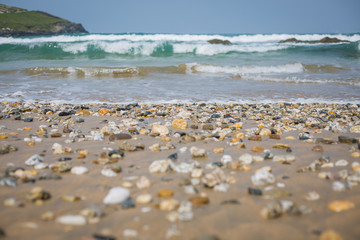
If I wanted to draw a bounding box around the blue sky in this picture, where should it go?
[1,0,359,34]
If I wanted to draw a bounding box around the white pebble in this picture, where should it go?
[335,159,349,167]
[56,215,86,226]
[103,187,130,205]
[71,166,88,175]
[25,154,43,166]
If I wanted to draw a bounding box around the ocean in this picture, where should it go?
[0,33,359,104]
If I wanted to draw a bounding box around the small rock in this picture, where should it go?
[248,187,262,196]
[56,215,86,226]
[26,187,51,203]
[213,148,224,154]
[71,166,88,175]
[202,124,214,131]
[191,168,204,178]
[123,229,138,238]
[121,198,135,209]
[172,119,187,130]
[350,125,360,133]
[251,167,275,186]
[319,230,344,240]
[332,181,346,192]
[328,200,355,212]
[335,159,348,167]
[101,168,117,177]
[259,128,271,136]
[136,176,151,189]
[136,194,152,204]
[190,147,207,158]
[248,135,262,141]
[272,144,291,149]
[25,154,43,166]
[149,160,171,173]
[160,199,179,211]
[260,201,283,219]
[103,187,130,205]
[50,162,71,173]
[338,136,358,144]
[41,211,55,221]
[312,145,324,152]
[239,153,253,165]
[220,155,233,165]
[152,124,169,136]
[158,189,174,198]
[109,133,132,141]
[189,197,209,206]
[304,191,320,201]
[61,195,81,202]
[252,146,265,152]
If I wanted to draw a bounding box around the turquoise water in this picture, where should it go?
[0,33,359,103]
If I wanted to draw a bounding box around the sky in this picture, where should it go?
[1,0,360,34]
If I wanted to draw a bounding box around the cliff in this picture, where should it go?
[0,4,88,37]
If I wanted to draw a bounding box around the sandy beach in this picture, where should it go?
[0,101,360,240]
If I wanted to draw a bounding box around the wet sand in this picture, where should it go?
[0,102,360,240]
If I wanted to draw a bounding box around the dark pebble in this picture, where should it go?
[211,162,223,168]
[319,156,331,163]
[93,233,116,240]
[58,111,71,116]
[248,187,263,196]
[58,157,72,161]
[109,133,132,142]
[108,149,124,158]
[38,174,62,180]
[23,117,33,122]
[43,109,52,114]
[168,153,178,161]
[14,116,21,120]
[50,133,62,138]
[202,124,214,131]
[174,131,186,137]
[192,235,220,240]
[121,198,135,209]
[221,199,240,205]
[338,136,358,144]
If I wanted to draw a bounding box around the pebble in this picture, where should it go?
[335,159,348,167]
[136,194,152,204]
[332,181,347,192]
[172,119,187,130]
[152,124,169,136]
[190,146,207,158]
[252,146,265,152]
[123,229,138,238]
[56,215,87,226]
[251,167,275,186]
[220,155,233,165]
[160,199,179,211]
[248,135,262,141]
[25,154,43,166]
[41,211,55,221]
[101,168,117,177]
[238,153,253,165]
[248,187,262,196]
[103,187,130,205]
[338,136,358,144]
[149,160,171,173]
[108,133,132,141]
[259,128,271,136]
[50,162,71,173]
[71,166,88,175]
[136,176,151,189]
[328,200,355,212]
[319,230,344,240]
[304,191,320,201]
[273,154,295,163]
[350,125,360,133]
[189,196,209,206]
[312,145,324,152]
[158,189,174,198]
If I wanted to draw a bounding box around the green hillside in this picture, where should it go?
[0,4,87,37]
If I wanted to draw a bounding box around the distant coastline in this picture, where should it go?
[0,4,88,37]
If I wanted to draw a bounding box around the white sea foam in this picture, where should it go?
[188,62,304,75]
[1,33,359,45]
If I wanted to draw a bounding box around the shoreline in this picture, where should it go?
[0,101,360,240]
